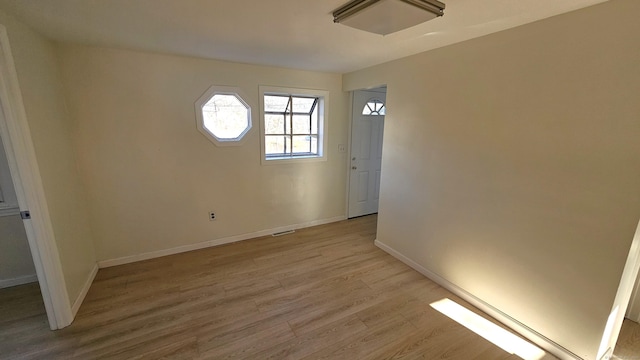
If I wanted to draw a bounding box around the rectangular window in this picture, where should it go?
[260,86,329,164]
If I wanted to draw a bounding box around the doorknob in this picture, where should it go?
[352,166,357,170]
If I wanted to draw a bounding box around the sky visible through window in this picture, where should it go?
[362,99,385,116]
[202,94,249,139]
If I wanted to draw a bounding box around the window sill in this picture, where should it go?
[262,155,326,166]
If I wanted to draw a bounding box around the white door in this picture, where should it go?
[0,29,71,329]
[348,89,386,218]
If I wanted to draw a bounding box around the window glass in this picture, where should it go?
[195,86,251,146]
[265,135,287,155]
[265,114,285,135]
[264,95,290,113]
[263,95,320,158]
[362,99,386,116]
[292,115,311,134]
[202,94,250,139]
[260,86,328,164]
[291,97,316,113]
[292,135,312,153]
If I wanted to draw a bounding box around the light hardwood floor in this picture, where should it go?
[613,320,640,360]
[0,215,634,359]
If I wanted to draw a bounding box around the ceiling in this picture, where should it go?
[0,0,607,73]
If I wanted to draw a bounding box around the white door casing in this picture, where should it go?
[348,89,385,218]
[627,272,640,323]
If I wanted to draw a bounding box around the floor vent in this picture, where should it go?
[272,230,295,237]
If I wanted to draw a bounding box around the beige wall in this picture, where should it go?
[344,0,640,358]
[0,10,97,303]
[0,215,35,286]
[57,45,349,262]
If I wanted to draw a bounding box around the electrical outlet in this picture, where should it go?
[209,212,216,221]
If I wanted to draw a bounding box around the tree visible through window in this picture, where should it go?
[264,94,320,158]
[202,94,250,140]
[195,86,252,147]
[259,86,328,164]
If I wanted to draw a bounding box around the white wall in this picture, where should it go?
[56,45,349,262]
[0,9,97,304]
[344,0,640,359]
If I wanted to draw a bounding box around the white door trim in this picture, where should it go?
[627,272,640,323]
[344,91,354,218]
[0,24,72,329]
[598,218,640,358]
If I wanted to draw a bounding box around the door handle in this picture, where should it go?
[352,166,357,170]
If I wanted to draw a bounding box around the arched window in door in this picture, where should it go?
[362,99,386,116]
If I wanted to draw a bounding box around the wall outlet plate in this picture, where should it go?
[209,212,216,221]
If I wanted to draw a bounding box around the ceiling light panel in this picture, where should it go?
[333,0,445,35]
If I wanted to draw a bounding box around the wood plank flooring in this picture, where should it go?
[0,215,629,359]
[613,319,640,360]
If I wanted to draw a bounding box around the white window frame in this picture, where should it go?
[195,85,252,147]
[259,86,329,165]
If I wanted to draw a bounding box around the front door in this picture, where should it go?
[348,88,386,218]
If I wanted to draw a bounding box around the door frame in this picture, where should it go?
[627,270,640,322]
[346,86,387,219]
[597,218,640,358]
[0,24,72,329]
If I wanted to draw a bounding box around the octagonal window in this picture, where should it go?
[195,86,252,146]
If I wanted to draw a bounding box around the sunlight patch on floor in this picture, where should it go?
[430,298,546,360]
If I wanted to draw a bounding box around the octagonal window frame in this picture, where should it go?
[195,85,252,146]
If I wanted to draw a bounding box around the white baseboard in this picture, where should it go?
[71,263,98,316]
[0,274,38,289]
[98,216,347,268]
[374,239,581,360]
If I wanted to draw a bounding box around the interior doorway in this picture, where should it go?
[0,24,72,330]
[0,133,38,290]
[0,103,51,331]
[626,269,640,322]
[0,130,47,332]
[348,87,386,218]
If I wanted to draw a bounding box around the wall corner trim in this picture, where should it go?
[374,239,582,360]
[71,263,98,317]
[98,216,347,268]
